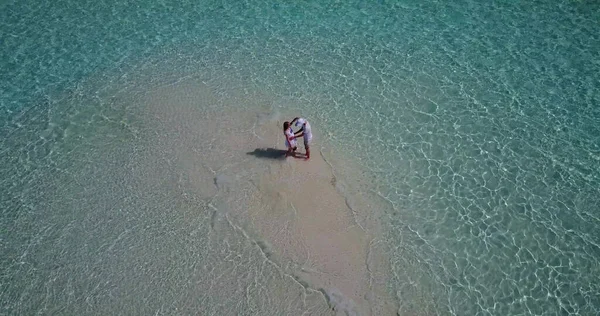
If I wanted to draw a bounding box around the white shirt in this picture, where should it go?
[295,118,312,141]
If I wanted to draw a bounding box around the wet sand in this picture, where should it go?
[244,121,396,315]
[141,77,396,315]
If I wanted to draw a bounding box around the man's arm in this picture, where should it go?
[294,131,304,138]
[290,117,300,125]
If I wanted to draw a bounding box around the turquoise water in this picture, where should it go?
[2,0,600,315]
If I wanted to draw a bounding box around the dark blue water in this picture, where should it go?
[2,0,599,315]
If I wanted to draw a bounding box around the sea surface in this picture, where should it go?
[2,0,599,315]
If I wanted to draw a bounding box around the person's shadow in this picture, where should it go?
[246,148,305,160]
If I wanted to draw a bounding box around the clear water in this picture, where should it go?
[2,0,600,315]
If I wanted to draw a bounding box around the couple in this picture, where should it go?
[283,117,312,160]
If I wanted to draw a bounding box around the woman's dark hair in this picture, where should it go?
[283,121,290,130]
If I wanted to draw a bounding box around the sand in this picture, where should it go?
[243,118,398,314]
[139,77,397,315]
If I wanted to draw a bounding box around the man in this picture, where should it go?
[291,117,312,160]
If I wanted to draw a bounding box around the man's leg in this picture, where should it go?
[304,140,310,159]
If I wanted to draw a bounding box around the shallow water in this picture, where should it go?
[2,0,600,315]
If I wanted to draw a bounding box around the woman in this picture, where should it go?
[283,121,301,157]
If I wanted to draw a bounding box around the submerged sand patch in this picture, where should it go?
[138,76,397,315]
